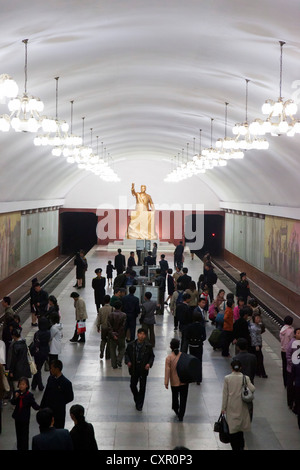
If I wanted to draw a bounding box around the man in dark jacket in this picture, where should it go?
[125,328,155,411]
[122,286,141,342]
[32,283,49,321]
[107,300,127,368]
[236,272,250,304]
[232,306,252,351]
[174,240,184,269]
[233,338,257,384]
[185,311,207,384]
[114,248,126,275]
[92,268,106,312]
[177,267,192,291]
[32,408,74,450]
[176,293,194,352]
[159,254,169,278]
[203,263,217,302]
[155,269,166,315]
[127,251,137,268]
[41,359,74,429]
[7,329,31,388]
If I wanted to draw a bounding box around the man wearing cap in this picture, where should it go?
[92,268,106,312]
[236,272,250,305]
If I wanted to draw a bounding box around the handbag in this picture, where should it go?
[2,372,10,392]
[241,375,254,403]
[27,347,37,375]
[214,413,230,443]
[77,320,86,334]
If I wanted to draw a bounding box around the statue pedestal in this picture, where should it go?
[126,210,158,240]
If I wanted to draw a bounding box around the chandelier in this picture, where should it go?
[202,118,228,166]
[6,39,45,133]
[250,41,300,137]
[34,77,69,147]
[216,102,244,158]
[231,80,269,150]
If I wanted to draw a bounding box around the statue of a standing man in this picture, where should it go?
[131,183,155,212]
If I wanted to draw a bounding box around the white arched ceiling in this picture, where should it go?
[0,0,300,210]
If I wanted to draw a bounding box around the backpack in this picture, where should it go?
[176,290,184,304]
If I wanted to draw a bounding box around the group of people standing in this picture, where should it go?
[1,242,299,451]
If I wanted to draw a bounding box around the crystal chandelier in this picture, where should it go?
[250,41,300,137]
[216,102,244,159]
[192,129,207,173]
[6,39,45,132]
[34,77,69,147]
[232,79,269,150]
[202,118,228,166]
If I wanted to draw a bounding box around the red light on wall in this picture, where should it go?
[212,233,216,237]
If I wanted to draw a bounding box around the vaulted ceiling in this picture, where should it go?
[0,0,299,208]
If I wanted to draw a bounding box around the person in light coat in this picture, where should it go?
[69,292,88,343]
[221,359,255,451]
[49,313,63,363]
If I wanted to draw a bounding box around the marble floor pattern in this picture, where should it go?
[1,245,300,451]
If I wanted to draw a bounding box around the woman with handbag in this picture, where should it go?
[221,359,255,450]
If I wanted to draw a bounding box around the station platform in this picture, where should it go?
[1,245,300,451]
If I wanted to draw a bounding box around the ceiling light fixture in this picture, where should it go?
[7,39,45,133]
[34,76,69,147]
[250,41,300,137]
[232,79,269,150]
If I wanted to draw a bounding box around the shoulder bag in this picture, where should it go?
[241,375,254,403]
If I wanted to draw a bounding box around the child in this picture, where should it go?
[200,285,210,312]
[11,377,40,450]
[233,297,245,322]
[106,260,115,288]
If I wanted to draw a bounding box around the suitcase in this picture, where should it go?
[176,352,202,383]
[208,328,221,349]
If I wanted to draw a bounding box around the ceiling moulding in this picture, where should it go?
[220,202,300,221]
[0,199,65,214]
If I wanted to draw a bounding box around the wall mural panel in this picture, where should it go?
[264,215,300,294]
[0,212,21,281]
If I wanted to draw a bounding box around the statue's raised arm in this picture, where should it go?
[131,183,137,198]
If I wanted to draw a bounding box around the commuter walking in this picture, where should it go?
[97,294,113,359]
[125,328,155,411]
[107,300,127,368]
[140,291,157,348]
[165,338,189,422]
[69,292,88,343]
[69,404,98,450]
[185,311,206,384]
[92,268,106,312]
[221,360,255,451]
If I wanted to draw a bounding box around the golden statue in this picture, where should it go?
[127,183,158,239]
[131,183,155,212]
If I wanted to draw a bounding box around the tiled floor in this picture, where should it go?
[1,245,300,450]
